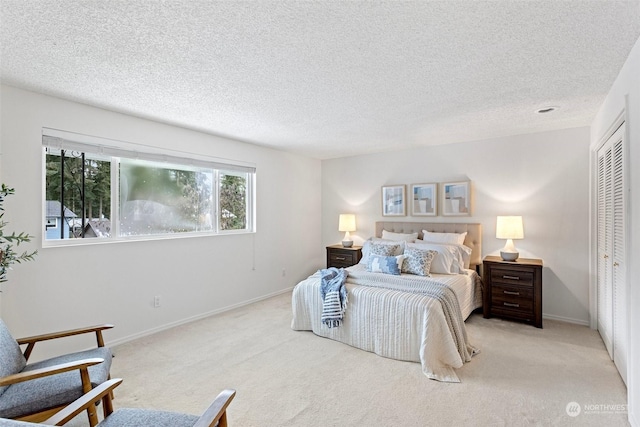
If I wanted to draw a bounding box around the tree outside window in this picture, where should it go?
[219,172,247,231]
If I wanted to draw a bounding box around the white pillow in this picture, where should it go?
[422,230,467,245]
[381,230,418,242]
[416,240,472,269]
[450,243,472,269]
[407,242,464,274]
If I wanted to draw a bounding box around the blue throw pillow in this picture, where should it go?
[368,254,403,275]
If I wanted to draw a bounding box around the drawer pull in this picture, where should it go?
[503,302,520,308]
[335,256,346,261]
[503,290,520,296]
[502,275,520,280]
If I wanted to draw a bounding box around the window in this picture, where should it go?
[45,148,111,239]
[119,158,214,236]
[219,171,249,231]
[43,129,255,244]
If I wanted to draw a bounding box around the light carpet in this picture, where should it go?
[83,292,627,426]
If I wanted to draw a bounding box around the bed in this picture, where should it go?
[291,222,483,382]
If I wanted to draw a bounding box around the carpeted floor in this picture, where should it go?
[95,292,627,426]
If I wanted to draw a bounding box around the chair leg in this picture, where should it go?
[85,402,99,427]
[100,373,114,418]
[80,368,99,427]
[102,392,115,419]
[218,412,227,427]
[108,374,115,403]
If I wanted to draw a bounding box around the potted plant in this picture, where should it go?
[1,184,37,283]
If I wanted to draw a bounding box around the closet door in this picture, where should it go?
[611,135,627,385]
[596,139,613,358]
[596,123,627,385]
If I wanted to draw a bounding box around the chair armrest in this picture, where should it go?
[17,324,114,345]
[16,324,114,361]
[43,378,123,426]
[193,389,236,427]
[0,358,104,387]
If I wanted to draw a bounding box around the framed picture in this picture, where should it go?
[381,185,406,216]
[410,183,437,216]
[441,181,471,216]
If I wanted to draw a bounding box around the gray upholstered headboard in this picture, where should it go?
[375,221,482,267]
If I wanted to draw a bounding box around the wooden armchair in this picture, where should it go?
[0,320,114,426]
[0,378,236,427]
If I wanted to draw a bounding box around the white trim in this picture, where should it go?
[543,313,590,327]
[42,127,256,173]
[41,228,257,249]
[111,156,120,238]
[622,99,632,386]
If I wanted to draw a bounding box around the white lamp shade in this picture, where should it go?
[338,214,356,232]
[496,216,524,239]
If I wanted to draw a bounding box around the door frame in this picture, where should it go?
[589,109,628,330]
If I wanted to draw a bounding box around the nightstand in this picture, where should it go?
[326,245,362,268]
[482,255,543,328]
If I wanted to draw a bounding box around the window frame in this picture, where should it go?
[42,128,256,248]
[217,169,254,233]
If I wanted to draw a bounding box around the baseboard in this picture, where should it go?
[106,287,294,349]
[543,313,590,327]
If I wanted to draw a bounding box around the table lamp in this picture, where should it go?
[496,216,524,261]
[338,214,356,248]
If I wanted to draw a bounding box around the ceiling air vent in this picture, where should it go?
[536,106,559,114]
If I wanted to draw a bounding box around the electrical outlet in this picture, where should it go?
[282,269,286,277]
[154,295,161,308]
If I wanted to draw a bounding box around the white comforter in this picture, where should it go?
[291,264,482,382]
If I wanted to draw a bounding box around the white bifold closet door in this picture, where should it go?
[596,123,627,385]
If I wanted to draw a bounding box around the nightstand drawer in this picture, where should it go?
[329,252,357,266]
[491,284,534,313]
[491,268,534,286]
[491,305,534,321]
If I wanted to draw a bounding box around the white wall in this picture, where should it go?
[0,85,323,360]
[322,127,591,325]
[591,35,640,427]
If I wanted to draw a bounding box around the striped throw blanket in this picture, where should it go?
[347,268,477,363]
[319,267,348,328]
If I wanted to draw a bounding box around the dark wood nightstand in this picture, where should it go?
[482,255,543,328]
[326,245,362,268]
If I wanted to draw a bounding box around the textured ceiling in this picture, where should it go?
[2,1,640,159]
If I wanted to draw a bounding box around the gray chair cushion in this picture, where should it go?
[0,320,27,397]
[0,347,112,419]
[0,418,36,426]
[97,408,200,427]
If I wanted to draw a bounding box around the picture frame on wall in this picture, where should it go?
[381,185,406,216]
[441,181,471,216]
[410,183,437,216]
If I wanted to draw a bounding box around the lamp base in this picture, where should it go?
[342,240,353,248]
[500,250,519,261]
